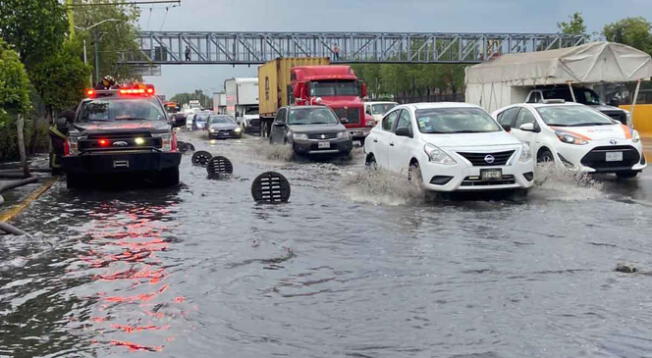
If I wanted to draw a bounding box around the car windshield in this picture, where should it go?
[309,80,359,97]
[415,107,502,133]
[78,98,166,122]
[288,107,339,125]
[542,88,602,105]
[209,116,235,124]
[195,113,210,123]
[536,105,614,126]
[370,103,397,115]
[245,106,259,115]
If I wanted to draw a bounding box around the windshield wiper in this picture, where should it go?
[567,122,612,126]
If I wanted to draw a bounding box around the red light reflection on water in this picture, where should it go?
[78,203,186,353]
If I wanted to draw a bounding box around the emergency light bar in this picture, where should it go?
[84,84,156,98]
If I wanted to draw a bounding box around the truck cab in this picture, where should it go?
[525,86,630,125]
[55,84,185,188]
[290,66,369,143]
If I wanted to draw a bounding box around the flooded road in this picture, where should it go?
[2,132,652,358]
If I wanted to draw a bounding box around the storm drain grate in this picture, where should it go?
[251,171,291,204]
[207,156,234,179]
[191,150,212,166]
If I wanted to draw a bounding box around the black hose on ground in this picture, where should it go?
[0,177,38,194]
[0,222,28,236]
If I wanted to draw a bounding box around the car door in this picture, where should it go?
[511,106,540,149]
[270,108,288,144]
[371,109,399,168]
[388,109,415,174]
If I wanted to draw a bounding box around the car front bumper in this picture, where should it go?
[292,137,353,155]
[553,139,647,173]
[62,151,181,175]
[419,159,535,192]
[209,129,242,139]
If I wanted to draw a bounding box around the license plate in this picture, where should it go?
[318,141,331,149]
[605,151,623,162]
[481,169,502,181]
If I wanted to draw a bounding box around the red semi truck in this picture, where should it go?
[258,57,370,143]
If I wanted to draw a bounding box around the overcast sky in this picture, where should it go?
[137,0,652,97]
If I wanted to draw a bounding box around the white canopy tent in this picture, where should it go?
[465,41,652,115]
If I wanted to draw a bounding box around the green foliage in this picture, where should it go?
[170,90,213,109]
[30,39,91,114]
[73,1,143,83]
[603,17,652,54]
[558,12,587,36]
[0,0,68,68]
[0,39,32,115]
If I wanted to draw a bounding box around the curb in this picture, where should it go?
[0,177,58,223]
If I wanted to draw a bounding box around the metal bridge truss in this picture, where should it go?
[121,31,588,65]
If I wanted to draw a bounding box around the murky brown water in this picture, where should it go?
[1,132,652,358]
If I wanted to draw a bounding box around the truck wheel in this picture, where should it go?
[159,167,180,187]
[260,122,267,138]
[359,137,365,146]
[66,173,84,189]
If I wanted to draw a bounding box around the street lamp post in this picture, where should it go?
[75,18,121,86]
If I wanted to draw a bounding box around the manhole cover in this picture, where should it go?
[251,171,291,204]
[207,156,234,179]
[191,150,212,166]
[177,141,195,153]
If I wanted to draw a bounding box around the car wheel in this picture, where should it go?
[159,167,180,187]
[616,171,639,179]
[365,154,377,170]
[66,173,84,189]
[408,161,424,189]
[537,148,554,163]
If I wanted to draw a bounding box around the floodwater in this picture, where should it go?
[1,132,652,358]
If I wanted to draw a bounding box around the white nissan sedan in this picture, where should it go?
[493,102,647,178]
[364,103,535,192]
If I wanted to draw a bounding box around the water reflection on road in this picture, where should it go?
[1,132,651,357]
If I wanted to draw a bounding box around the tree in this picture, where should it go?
[170,90,212,109]
[0,39,32,164]
[558,12,587,36]
[0,0,68,68]
[29,39,91,121]
[603,17,652,54]
[73,1,143,83]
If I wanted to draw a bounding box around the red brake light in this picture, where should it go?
[86,89,96,97]
[98,139,110,147]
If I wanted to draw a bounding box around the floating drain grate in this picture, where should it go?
[191,150,212,166]
[177,141,195,153]
[251,171,291,203]
[207,156,234,179]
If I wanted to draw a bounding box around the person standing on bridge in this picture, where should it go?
[185,45,191,61]
[333,43,340,60]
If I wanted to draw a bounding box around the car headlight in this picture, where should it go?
[293,133,308,140]
[234,127,242,133]
[209,128,215,133]
[424,143,456,165]
[632,129,640,143]
[519,142,531,162]
[336,131,349,138]
[554,130,589,145]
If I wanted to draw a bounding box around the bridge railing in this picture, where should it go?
[119,31,588,65]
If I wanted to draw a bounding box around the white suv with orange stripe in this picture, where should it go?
[493,101,646,178]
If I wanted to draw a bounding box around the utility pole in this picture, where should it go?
[94,32,100,84]
[67,0,75,38]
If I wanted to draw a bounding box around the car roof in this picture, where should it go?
[400,102,484,110]
[514,102,584,108]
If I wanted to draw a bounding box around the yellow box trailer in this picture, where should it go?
[258,57,330,136]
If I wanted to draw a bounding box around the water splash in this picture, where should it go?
[530,163,605,201]
[341,168,424,206]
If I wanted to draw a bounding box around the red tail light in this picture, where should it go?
[86,89,96,97]
[171,132,178,152]
[63,140,70,155]
[98,139,110,147]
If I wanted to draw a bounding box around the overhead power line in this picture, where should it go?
[66,0,180,7]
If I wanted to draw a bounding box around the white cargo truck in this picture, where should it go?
[224,78,259,131]
[212,92,227,114]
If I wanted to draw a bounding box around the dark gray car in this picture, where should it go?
[269,106,353,156]
[207,115,242,139]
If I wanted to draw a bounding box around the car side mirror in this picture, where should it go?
[519,122,536,132]
[501,124,511,132]
[55,117,69,132]
[172,114,186,127]
[365,108,372,115]
[395,127,412,137]
[273,122,286,127]
[340,117,349,124]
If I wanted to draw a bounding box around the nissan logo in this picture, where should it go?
[320,134,326,139]
[609,139,618,145]
[113,141,128,147]
[484,155,495,164]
